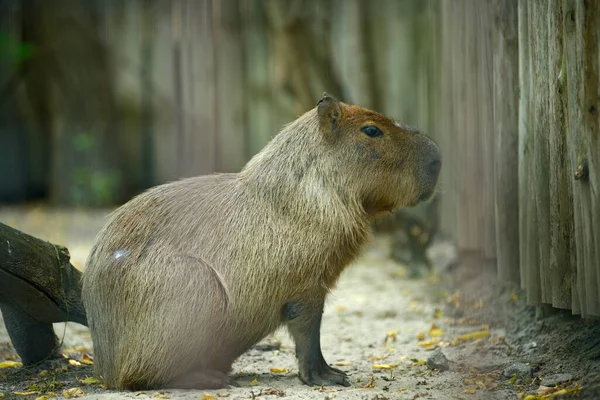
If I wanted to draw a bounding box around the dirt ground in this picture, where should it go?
[0,206,599,399]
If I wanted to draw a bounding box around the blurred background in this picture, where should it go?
[1,0,599,318]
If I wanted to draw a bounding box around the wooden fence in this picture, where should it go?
[1,0,599,316]
[436,0,600,317]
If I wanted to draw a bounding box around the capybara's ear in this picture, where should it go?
[317,92,342,141]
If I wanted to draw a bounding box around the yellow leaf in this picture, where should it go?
[523,396,542,400]
[68,360,82,366]
[417,332,426,341]
[433,310,444,318]
[14,392,40,396]
[152,393,169,399]
[334,305,346,312]
[385,331,397,342]
[269,368,288,374]
[335,361,352,366]
[367,354,389,361]
[46,393,58,397]
[462,386,477,394]
[78,377,100,385]
[249,379,258,386]
[201,394,215,400]
[360,376,375,389]
[0,361,22,368]
[372,363,400,370]
[81,353,94,365]
[35,397,49,400]
[418,337,440,347]
[429,324,444,336]
[456,330,489,342]
[63,388,85,398]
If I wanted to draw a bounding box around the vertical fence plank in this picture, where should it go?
[547,0,575,310]
[531,1,552,304]
[493,0,520,283]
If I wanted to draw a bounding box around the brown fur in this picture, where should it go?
[82,95,440,390]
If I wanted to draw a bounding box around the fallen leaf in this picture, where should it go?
[0,361,22,368]
[510,293,519,302]
[360,376,375,389]
[46,393,58,397]
[217,394,231,398]
[429,324,444,337]
[385,331,397,343]
[456,330,489,342]
[397,387,408,392]
[35,397,49,400]
[152,393,169,399]
[417,332,426,341]
[418,337,440,348]
[433,310,444,318]
[372,363,400,370]
[249,379,258,386]
[68,360,82,366]
[261,388,285,396]
[537,386,558,396]
[334,305,346,312]
[269,368,288,374]
[367,354,389,361]
[201,394,215,400]
[462,386,477,394]
[14,392,40,396]
[410,359,427,365]
[81,354,94,365]
[78,377,100,385]
[335,361,352,366]
[63,388,85,398]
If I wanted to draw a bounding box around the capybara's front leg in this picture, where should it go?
[284,300,350,387]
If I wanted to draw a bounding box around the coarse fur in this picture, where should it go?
[82,95,440,390]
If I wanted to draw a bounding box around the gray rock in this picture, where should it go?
[540,373,574,387]
[427,348,449,371]
[503,362,533,379]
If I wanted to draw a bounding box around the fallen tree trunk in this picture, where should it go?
[0,222,87,365]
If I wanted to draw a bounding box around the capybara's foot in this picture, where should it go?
[299,363,350,387]
[168,369,235,389]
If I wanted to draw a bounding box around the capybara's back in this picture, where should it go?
[82,94,441,390]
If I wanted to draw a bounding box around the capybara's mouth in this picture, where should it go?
[417,189,435,203]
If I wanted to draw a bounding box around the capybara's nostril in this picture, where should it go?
[427,159,441,176]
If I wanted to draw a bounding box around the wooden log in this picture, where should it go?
[493,0,520,283]
[0,223,86,365]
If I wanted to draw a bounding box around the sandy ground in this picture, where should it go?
[0,205,595,399]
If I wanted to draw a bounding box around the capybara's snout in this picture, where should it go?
[416,136,441,202]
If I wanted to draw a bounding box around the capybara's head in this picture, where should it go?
[317,94,441,214]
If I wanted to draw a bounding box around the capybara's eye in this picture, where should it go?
[361,125,383,138]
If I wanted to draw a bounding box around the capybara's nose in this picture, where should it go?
[427,158,441,177]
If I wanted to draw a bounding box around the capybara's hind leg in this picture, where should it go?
[168,369,238,389]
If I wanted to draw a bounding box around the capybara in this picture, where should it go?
[82,94,441,390]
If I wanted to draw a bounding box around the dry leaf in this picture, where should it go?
[372,363,400,370]
[152,393,169,399]
[201,394,215,400]
[456,330,489,342]
[418,337,440,348]
[537,386,558,396]
[35,397,49,400]
[68,360,82,366]
[385,331,397,343]
[269,368,289,374]
[78,377,100,385]
[360,376,375,389]
[367,354,389,361]
[63,388,85,398]
[417,332,426,341]
[217,394,231,398]
[433,310,444,318]
[46,393,58,397]
[510,293,519,302]
[462,386,477,394]
[249,379,258,386]
[0,361,22,368]
[81,354,94,365]
[334,305,346,312]
[14,392,40,397]
[335,361,352,366]
[261,388,285,396]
